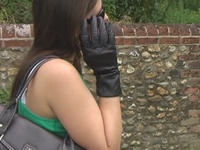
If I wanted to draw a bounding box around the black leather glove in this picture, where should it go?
[80,16,122,97]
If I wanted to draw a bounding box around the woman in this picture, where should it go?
[11,0,122,149]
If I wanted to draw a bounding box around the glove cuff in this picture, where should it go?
[96,71,122,97]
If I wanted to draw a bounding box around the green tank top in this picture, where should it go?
[18,100,67,137]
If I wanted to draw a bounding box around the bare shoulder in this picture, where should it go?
[39,58,78,77]
[37,58,81,84]
[34,58,83,98]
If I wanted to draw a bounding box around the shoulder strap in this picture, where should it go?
[0,55,58,135]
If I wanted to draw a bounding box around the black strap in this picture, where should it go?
[0,55,58,135]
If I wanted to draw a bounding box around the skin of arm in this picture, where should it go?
[26,59,122,150]
[99,97,122,150]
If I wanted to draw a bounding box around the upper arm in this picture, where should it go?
[40,59,108,149]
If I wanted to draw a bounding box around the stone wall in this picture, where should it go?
[1,23,200,150]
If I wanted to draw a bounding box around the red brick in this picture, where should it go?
[180,70,190,78]
[159,37,180,44]
[2,24,15,38]
[190,125,200,132]
[135,25,147,36]
[123,38,136,45]
[112,23,123,36]
[192,70,200,76]
[0,40,3,48]
[182,37,199,44]
[184,87,199,95]
[4,40,32,47]
[137,38,158,45]
[180,70,192,78]
[115,38,124,45]
[122,24,135,36]
[189,24,200,35]
[180,25,191,36]
[157,25,169,35]
[179,54,200,61]
[146,24,158,36]
[188,60,200,69]
[168,25,180,36]
[189,110,200,117]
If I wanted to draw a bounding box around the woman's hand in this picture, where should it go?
[80,16,121,97]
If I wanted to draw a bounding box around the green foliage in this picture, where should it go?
[103,0,117,21]
[103,0,156,23]
[183,0,200,11]
[104,0,200,23]
[0,89,10,105]
[152,0,200,23]
[0,0,32,24]
[0,0,200,24]
[165,5,200,23]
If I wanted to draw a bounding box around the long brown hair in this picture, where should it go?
[10,0,97,100]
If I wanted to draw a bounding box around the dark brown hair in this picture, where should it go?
[10,0,97,100]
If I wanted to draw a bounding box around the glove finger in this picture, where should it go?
[98,17,107,45]
[105,21,115,46]
[80,19,91,48]
[90,16,99,46]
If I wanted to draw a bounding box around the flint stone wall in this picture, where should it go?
[1,23,200,150]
